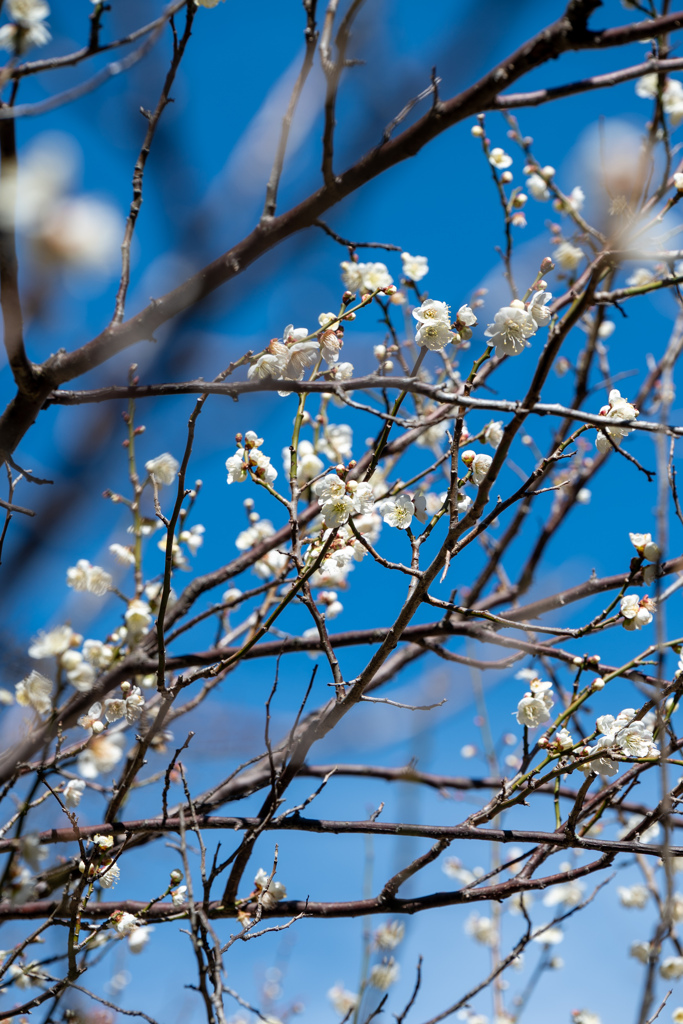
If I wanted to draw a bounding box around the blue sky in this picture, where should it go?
[1,1,682,1022]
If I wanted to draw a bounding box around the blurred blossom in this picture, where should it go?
[0,132,121,273]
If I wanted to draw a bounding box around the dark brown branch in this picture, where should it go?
[43,377,683,439]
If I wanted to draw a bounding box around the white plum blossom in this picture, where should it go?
[566,185,585,211]
[489,147,512,169]
[28,624,80,659]
[465,913,496,946]
[528,290,552,327]
[375,920,405,950]
[416,319,456,350]
[328,984,359,1016]
[254,867,287,908]
[516,682,554,728]
[401,252,429,280]
[172,886,188,906]
[340,260,364,292]
[15,670,53,715]
[369,958,400,990]
[636,74,683,126]
[320,329,342,365]
[112,911,139,936]
[483,420,504,448]
[128,925,153,954]
[145,453,179,486]
[378,493,415,530]
[461,450,493,486]
[484,300,537,356]
[236,519,274,551]
[78,702,103,731]
[618,813,661,844]
[317,422,353,461]
[618,885,649,909]
[66,560,112,597]
[412,298,450,325]
[626,267,655,288]
[360,262,393,291]
[248,350,288,381]
[104,687,144,724]
[315,474,354,527]
[661,956,683,980]
[98,861,121,889]
[578,735,620,777]
[34,195,121,270]
[531,924,564,945]
[78,732,126,779]
[63,779,85,808]
[66,661,96,693]
[526,172,550,201]
[556,727,574,750]
[109,543,135,566]
[125,599,153,639]
[629,532,661,561]
[282,440,325,486]
[596,389,639,454]
[620,593,654,630]
[543,876,584,908]
[179,524,205,555]
[553,241,585,271]
[0,0,51,54]
[630,940,652,964]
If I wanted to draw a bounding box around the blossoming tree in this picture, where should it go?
[2,1,683,1023]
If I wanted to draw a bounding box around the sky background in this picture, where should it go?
[0,1,682,1022]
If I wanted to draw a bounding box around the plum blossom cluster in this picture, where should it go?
[596,389,639,454]
[578,709,659,778]
[226,431,278,485]
[0,0,50,54]
[484,289,552,357]
[516,678,555,728]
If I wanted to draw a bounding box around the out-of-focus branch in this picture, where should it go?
[112,4,196,324]
[262,0,319,220]
[0,109,33,395]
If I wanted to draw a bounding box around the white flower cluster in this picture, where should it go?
[578,709,659,777]
[248,313,353,390]
[516,678,554,728]
[636,73,683,126]
[401,252,428,281]
[253,867,287,908]
[0,0,50,54]
[145,452,179,486]
[111,911,153,954]
[620,593,655,631]
[314,473,374,528]
[412,299,477,351]
[66,559,112,597]
[596,389,639,454]
[462,449,493,486]
[340,260,393,293]
[484,291,551,357]
[226,431,277,485]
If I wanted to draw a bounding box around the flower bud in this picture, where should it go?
[471,124,484,137]
[170,869,183,884]
[592,677,605,690]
